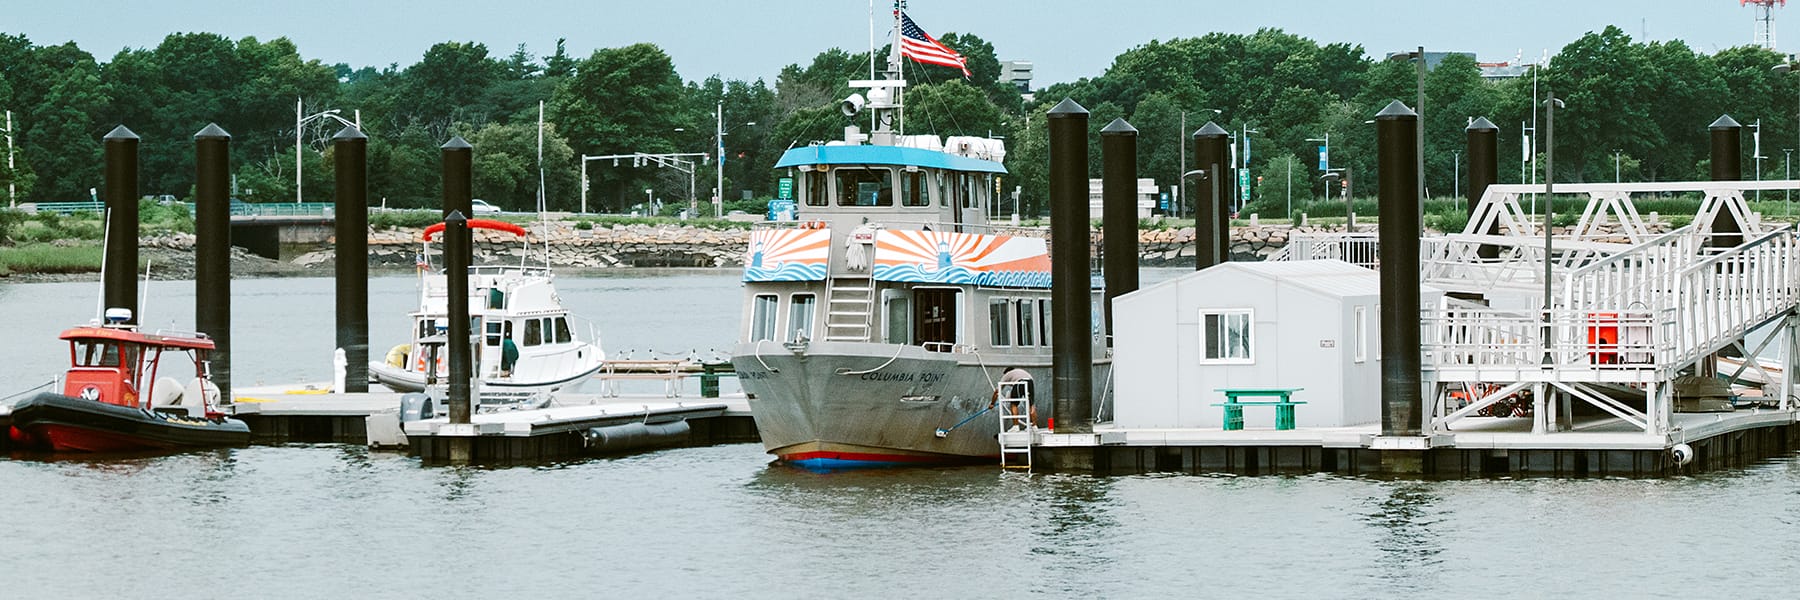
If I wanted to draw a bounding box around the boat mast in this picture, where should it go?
[890,0,905,136]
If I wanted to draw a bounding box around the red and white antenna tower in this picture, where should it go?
[1746,0,1788,49]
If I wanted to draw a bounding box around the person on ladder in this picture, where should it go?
[994,367,1035,430]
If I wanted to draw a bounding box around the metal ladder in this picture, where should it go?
[824,276,875,341]
[997,380,1034,471]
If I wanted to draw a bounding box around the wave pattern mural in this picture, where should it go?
[871,230,1051,288]
[744,228,830,282]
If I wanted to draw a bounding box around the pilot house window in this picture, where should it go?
[902,171,927,207]
[805,170,828,207]
[837,168,893,206]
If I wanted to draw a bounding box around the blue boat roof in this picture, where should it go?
[774,144,1007,174]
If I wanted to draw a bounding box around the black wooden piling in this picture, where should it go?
[441,136,473,219]
[1192,123,1230,269]
[194,124,233,401]
[443,134,475,424]
[333,126,369,393]
[444,210,472,425]
[102,126,139,324]
[1376,101,1422,437]
[1466,117,1499,259]
[1709,114,1744,247]
[1048,98,1093,434]
[1101,117,1139,338]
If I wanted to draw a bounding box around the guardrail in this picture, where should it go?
[22,201,335,218]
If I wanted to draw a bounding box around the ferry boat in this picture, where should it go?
[731,5,1110,467]
[369,219,606,396]
[9,309,250,452]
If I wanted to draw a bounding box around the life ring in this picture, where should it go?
[386,344,411,368]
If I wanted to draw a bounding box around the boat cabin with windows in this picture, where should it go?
[59,322,221,418]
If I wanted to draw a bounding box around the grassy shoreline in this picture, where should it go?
[0,243,105,276]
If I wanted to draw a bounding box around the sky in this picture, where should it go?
[2,1,1787,86]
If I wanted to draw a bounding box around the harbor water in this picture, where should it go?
[2,269,1798,597]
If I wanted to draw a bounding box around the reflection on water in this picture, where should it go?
[3,272,1799,596]
[1360,483,1445,593]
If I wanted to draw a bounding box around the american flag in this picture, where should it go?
[899,12,970,77]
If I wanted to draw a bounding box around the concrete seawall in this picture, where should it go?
[131,220,1667,271]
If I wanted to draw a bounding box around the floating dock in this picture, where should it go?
[1037,178,1800,477]
[229,387,757,464]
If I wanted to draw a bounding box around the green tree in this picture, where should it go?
[550,43,687,212]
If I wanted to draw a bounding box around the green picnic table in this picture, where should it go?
[1212,388,1305,430]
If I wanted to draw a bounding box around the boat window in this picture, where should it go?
[1038,300,1052,346]
[1015,299,1036,346]
[837,167,893,207]
[1200,309,1254,363]
[555,317,572,344]
[751,294,779,341]
[988,299,1012,347]
[486,321,503,347]
[902,171,927,207]
[883,290,910,345]
[524,319,543,347]
[936,173,949,209]
[805,170,828,207]
[961,174,976,210]
[74,341,121,367]
[788,294,816,342]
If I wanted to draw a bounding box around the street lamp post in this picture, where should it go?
[1786,148,1795,212]
[1753,119,1766,202]
[3,109,14,208]
[1238,124,1258,213]
[1453,149,1461,212]
[1613,149,1623,182]
[1305,133,1330,205]
[296,97,360,204]
[1776,60,1800,214]
[713,100,757,218]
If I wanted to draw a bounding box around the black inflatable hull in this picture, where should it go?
[8,392,251,452]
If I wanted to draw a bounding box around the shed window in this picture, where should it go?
[837,168,893,206]
[1353,306,1367,363]
[751,294,779,341]
[1200,309,1253,363]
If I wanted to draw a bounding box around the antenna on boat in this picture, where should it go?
[537,99,552,270]
[94,208,111,323]
[138,257,152,327]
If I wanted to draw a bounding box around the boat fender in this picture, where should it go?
[583,420,691,453]
[1670,443,1695,466]
[386,344,411,367]
[398,393,436,423]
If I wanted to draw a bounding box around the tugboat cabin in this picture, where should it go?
[60,324,217,417]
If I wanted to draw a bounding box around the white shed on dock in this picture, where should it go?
[1111,260,1442,430]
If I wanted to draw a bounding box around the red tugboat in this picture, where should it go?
[8,309,250,452]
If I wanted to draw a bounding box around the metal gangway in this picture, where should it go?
[1271,181,1800,437]
[996,380,1034,471]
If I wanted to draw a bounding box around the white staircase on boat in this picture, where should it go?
[997,380,1034,471]
[824,276,876,342]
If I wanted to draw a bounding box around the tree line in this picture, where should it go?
[0,25,1793,217]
